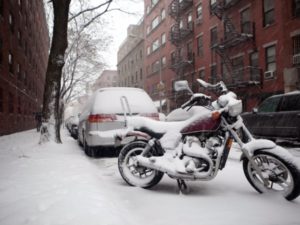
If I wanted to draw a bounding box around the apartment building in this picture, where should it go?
[143,0,300,112]
[0,0,49,135]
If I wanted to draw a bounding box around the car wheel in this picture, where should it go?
[83,138,97,158]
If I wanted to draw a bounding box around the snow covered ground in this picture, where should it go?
[0,129,300,225]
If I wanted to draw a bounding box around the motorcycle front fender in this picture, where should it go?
[240,139,295,163]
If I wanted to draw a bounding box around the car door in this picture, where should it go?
[250,96,282,137]
[274,94,300,139]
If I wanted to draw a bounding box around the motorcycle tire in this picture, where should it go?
[118,140,164,188]
[243,151,300,201]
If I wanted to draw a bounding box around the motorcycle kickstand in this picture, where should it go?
[176,179,189,194]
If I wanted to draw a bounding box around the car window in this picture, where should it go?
[279,94,300,111]
[258,96,281,112]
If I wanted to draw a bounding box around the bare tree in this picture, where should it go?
[41,0,113,143]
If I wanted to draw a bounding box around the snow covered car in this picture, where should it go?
[242,91,300,142]
[65,116,79,139]
[78,87,159,157]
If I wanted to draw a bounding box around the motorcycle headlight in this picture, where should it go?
[228,100,242,117]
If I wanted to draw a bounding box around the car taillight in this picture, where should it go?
[88,114,117,123]
[140,113,159,120]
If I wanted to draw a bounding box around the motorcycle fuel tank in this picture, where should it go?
[180,115,221,134]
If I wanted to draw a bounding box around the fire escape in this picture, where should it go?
[168,0,194,80]
[210,0,262,88]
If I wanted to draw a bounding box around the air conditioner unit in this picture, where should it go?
[264,70,275,79]
[292,54,300,65]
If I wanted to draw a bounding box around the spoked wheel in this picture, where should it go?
[243,152,300,201]
[118,141,164,188]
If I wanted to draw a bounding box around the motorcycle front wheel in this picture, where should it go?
[118,140,164,188]
[243,151,300,201]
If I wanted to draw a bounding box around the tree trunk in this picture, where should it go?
[41,0,71,143]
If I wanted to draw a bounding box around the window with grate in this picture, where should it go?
[250,51,260,80]
[0,0,3,17]
[293,0,300,17]
[210,64,217,83]
[293,35,300,55]
[232,56,244,80]
[199,69,205,79]
[210,27,218,47]
[265,45,276,72]
[197,35,203,57]
[263,0,275,27]
[196,4,202,19]
[241,8,251,34]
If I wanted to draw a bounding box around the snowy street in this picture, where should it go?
[0,130,300,225]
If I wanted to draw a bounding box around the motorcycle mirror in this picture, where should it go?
[174,80,193,94]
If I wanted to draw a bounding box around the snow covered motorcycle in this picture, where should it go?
[117,79,300,201]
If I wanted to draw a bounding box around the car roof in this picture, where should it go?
[268,91,300,99]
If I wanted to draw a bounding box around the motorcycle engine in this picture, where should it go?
[181,136,218,172]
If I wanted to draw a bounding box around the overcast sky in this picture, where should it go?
[101,0,144,69]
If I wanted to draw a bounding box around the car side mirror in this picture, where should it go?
[252,108,258,114]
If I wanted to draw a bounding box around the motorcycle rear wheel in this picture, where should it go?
[243,151,300,201]
[118,140,164,188]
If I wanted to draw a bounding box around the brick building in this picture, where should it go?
[117,21,145,89]
[0,0,49,135]
[143,0,300,112]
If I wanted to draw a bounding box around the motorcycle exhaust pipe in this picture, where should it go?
[136,155,214,180]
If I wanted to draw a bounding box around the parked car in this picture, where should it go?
[242,91,300,142]
[65,115,79,139]
[78,87,159,157]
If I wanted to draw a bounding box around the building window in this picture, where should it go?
[293,0,300,17]
[17,30,22,46]
[152,60,160,73]
[196,4,203,19]
[199,69,205,79]
[0,0,3,17]
[17,63,21,79]
[0,37,2,64]
[188,12,193,23]
[9,93,14,113]
[147,46,150,55]
[179,19,183,29]
[250,51,260,80]
[151,0,159,7]
[146,5,150,14]
[263,0,275,27]
[210,27,218,47]
[152,39,160,52]
[232,56,244,80]
[161,56,166,67]
[161,33,166,45]
[187,42,193,61]
[0,88,3,112]
[140,68,143,80]
[8,52,14,74]
[9,12,14,33]
[210,64,217,83]
[265,45,276,72]
[241,8,251,34]
[292,35,300,65]
[197,35,203,57]
[146,26,150,34]
[161,8,165,20]
[151,16,160,30]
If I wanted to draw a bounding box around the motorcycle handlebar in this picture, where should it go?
[197,79,228,94]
